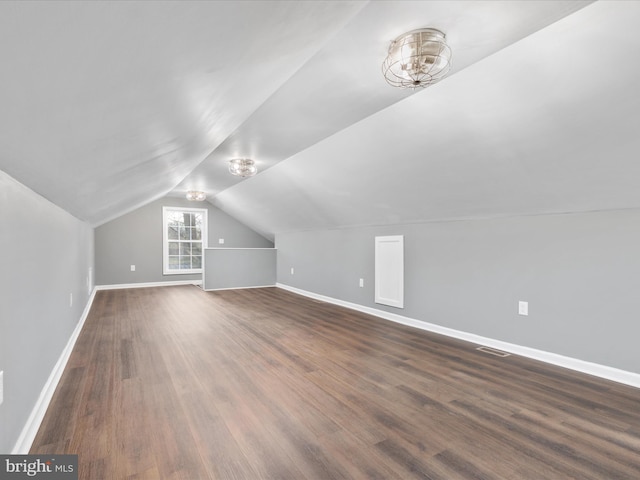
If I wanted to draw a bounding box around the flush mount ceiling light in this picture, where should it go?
[382,28,452,89]
[185,190,206,201]
[229,158,257,177]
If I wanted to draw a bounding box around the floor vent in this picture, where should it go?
[476,346,511,357]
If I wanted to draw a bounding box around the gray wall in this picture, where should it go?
[276,209,640,374]
[203,248,276,290]
[0,170,94,453]
[95,196,273,286]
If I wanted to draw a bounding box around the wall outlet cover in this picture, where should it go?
[219,238,225,244]
[518,301,529,316]
[130,265,136,271]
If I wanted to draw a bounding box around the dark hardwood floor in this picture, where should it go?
[31,286,640,479]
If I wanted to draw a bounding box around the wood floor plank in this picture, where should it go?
[30,285,640,479]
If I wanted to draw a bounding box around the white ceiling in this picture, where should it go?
[4,1,638,240]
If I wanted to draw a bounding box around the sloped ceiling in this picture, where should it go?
[5,1,638,239]
[0,0,365,224]
[214,0,640,239]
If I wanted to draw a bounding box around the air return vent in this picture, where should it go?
[476,346,511,357]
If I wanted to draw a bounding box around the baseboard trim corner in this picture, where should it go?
[12,287,98,454]
[276,283,640,389]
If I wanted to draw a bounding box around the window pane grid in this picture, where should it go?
[163,207,207,274]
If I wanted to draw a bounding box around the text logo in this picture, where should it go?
[0,455,77,479]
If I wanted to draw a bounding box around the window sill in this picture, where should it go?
[163,270,203,276]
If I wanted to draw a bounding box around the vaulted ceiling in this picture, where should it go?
[3,1,639,240]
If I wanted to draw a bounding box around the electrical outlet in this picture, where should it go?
[69,293,73,307]
[218,238,225,244]
[0,371,3,406]
[518,301,529,316]
[359,278,364,288]
[290,267,294,275]
[130,265,136,272]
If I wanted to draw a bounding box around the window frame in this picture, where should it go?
[162,206,208,275]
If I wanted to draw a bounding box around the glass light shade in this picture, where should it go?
[229,158,257,177]
[185,191,206,201]
[382,28,451,89]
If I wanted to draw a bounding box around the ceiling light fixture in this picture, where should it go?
[229,158,257,177]
[382,28,451,89]
[185,190,206,201]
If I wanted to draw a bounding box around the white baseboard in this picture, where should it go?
[202,283,276,292]
[95,280,202,290]
[277,283,640,389]
[12,288,98,454]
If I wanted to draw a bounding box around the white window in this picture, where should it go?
[162,206,208,275]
